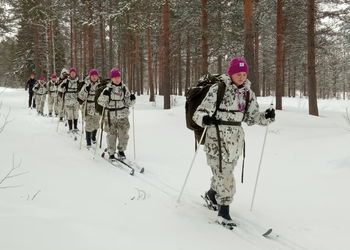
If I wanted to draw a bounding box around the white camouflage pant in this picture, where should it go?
[65,103,79,120]
[35,94,46,113]
[57,96,65,118]
[104,117,130,155]
[47,95,58,115]
[84,113,100,132]
[207,154,237,206]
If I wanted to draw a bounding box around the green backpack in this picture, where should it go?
[185,74,226,146]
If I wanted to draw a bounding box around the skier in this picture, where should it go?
[78,69,102,148]
[97,68,136,160]
[47,74,59,117]
[58,68,81,132]
[33,77,47,116]
[193,58,276,229]
[25,74,36,108]
[57,68,69,122]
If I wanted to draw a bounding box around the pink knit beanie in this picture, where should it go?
[227,58,249,76]
[110,68,121,78]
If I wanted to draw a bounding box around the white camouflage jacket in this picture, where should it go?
[193,74,268,163]
[33,81,47,95]
[78,78,102,116]
[47,80,58,98]
[58,77,80,106]
[97,82,135,120]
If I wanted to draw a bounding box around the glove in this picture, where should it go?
[85,85,91,92]
[265,108,275,120]
[130,94,136,101]
[202,115,216,126]
[61,82,68,89]
[103,89,109,96]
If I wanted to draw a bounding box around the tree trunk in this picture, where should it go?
[254,33,259,95]
[307,0,319,116]
[185,32,190,91]
[158,13,163,95]
[74,23,78,70]
[201,0,208,75]
[178,36,182,95]
[276,0,283,110]
[70,12,73,68]
[147,13,155,102]
[254,0,260,94]
[140,38,144,95]
[155,58,158,95]
[163,0,171,109]
[135,14,140,95]
[109,1,113,71]
[83,29,87,77]
[99,0,105,78]
[88,0,94,70]
[49,15,53,74]
[34,24,40,77]
[244,0,256,93]
[127,14,132,90]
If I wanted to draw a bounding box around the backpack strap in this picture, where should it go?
[214,81,226,173]
[241,89,250,183]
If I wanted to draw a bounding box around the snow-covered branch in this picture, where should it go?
[0,154,28,190]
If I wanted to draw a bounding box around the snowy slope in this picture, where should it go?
[0,87,349,250]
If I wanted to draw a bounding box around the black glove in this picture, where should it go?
[130,94,136,101]
[202,115,216,126]
[61,82,68,89]
[103,89,109,96]
[85,85,91,92]
[265,108,275,119]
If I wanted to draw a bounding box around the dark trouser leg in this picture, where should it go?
[86,131,92,146]
[28,92,33,107]
[91,129,97,142]
[73,119,78,130]
[68,120,73,130]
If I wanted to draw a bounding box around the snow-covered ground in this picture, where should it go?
[0,87,349,250]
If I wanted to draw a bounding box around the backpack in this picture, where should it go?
[94,79,126,115]
[185,74,226,146]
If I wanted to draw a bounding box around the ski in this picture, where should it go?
[102,157,134,175]
[68,130,78,140]
[200,194,218,211]
[262,228,273,237]
[201,196,272,236]
[101,148,145,173]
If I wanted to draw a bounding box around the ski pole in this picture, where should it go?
[93,106,105,159]
[56,95,65,132]
[79,99,87,149]
[250,103,273,212]
[132,106,136,159]
[177,126,208,203]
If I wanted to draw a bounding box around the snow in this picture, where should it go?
[0,87,349,250]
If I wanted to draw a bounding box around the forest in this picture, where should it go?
[0,0,349,113]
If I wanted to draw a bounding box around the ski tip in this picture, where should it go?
[263,228,273,237]
[140,167,145,173]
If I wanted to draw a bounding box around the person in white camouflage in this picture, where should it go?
[97,68,136,160]
[33,77,47,116]
[78,69,102,148]
[47,74,59,117]
[193,58,276,229]
[58,68,81,132]
[57,68,69,122]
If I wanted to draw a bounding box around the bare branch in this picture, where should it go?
[0,154,27,189]
[0,106,13,134]
[31,190,41,200]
